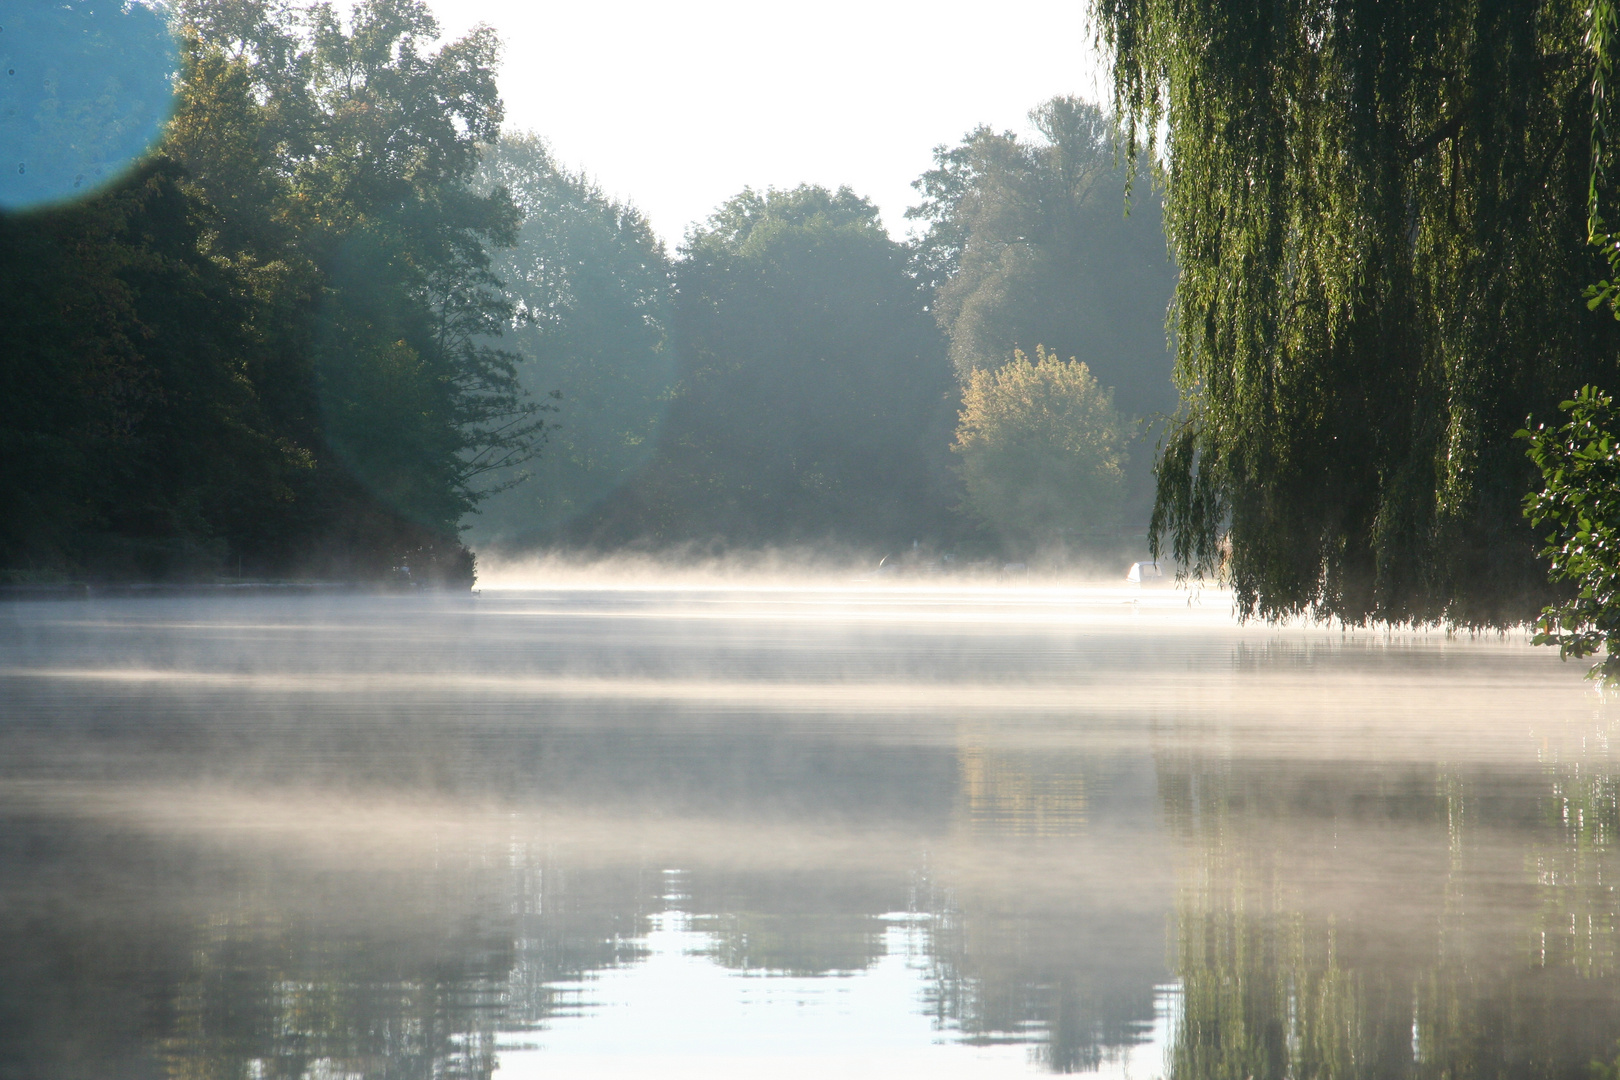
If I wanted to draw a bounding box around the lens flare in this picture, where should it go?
[0,1,179,212]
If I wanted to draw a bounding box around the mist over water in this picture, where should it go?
[471,548,1167,589]
[0,582,1609,1078]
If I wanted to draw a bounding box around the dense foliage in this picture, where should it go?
[905,97,1174,535]
[953,346,1127,552]
[0,0,542,583]
[1095,0,1620,623]
[0,160,300,576]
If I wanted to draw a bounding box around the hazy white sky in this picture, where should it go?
[433,0,1106,246]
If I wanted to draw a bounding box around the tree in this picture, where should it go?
[953,346,1127,553]
[907,98,1176,426]
[169,0,540,579]
[177,0,539,531]
[1094,0,1620,624]
[580,185,958,548]
[0,161,303,578]
[0,0,545,583]
[465,134,674,547]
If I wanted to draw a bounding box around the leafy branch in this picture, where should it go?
[1519,387,1620,679]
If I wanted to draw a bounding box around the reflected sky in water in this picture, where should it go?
[0,585,1608,1078]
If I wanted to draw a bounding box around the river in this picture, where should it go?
[0,584,1609,1078]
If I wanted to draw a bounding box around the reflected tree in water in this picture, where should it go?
[147,850,663,1079]
[1159,737,1620,1079]
[919,745,1165,1073]
[162,906,511,1079]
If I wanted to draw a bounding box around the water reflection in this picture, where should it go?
[1160,715,1620,1079]
[0,588,1611,1077]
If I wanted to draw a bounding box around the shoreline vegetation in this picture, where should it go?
[22,0,1618,647]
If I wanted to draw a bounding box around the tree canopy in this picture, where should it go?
[170,0,539,539]
[572,185,958,548]
[465,134,674,547]
[1,2,1190,575]
[908,97,1176,424]
[1095,0,1620,623]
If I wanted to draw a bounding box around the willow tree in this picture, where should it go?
[1095,0,1620,623]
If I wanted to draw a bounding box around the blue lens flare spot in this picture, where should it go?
[0,1,179,212]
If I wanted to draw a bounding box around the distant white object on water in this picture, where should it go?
[1127,559,1166,586]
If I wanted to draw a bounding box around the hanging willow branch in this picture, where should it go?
[1585,0,1620,322]
[1095,0,1620,626]
[1591,0,1619,239]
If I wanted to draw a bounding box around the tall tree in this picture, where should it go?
[0,161,300,577]
[1095,0,1620,623]
[908,98,1176,425]
[0,0,543,582]
[168,0,539,579]
[466,134,674,547]
[173,0,540,539]
[582,185,957,548]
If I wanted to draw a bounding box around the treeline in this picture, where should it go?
[0,0,1175,583]
[472,98,1175,557]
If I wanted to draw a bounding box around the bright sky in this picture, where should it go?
[434,0,1107,247]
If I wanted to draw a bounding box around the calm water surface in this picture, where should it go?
[0,585,1609,1078]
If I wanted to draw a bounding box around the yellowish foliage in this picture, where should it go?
[953,346,1126,547]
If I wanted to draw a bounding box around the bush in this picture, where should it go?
[953,345,1126,551]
